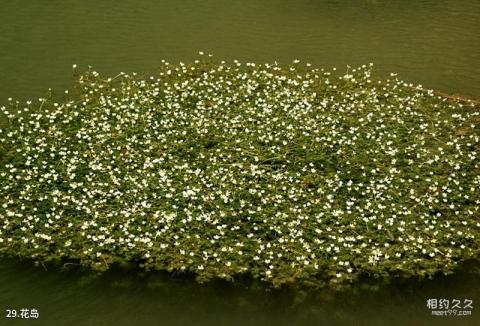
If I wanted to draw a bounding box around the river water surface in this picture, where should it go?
[0,1,479,325]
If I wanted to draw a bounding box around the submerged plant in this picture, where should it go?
[0,55,479,289]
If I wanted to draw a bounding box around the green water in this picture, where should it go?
[0,0,479,325]
[1,258,479,326]
[1,0,480,103]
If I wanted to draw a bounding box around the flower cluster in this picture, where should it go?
[0,55,479,288]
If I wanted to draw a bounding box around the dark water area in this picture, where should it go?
[1,257,479,325]
[0,0,479,325]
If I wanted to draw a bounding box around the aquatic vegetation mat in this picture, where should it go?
[1,57,479,289]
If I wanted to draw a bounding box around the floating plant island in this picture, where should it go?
[0,57,479,289]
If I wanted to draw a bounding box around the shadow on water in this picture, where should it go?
[1,257,479,325]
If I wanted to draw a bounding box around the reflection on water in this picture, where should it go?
[1,258,479,325]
